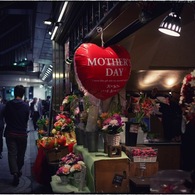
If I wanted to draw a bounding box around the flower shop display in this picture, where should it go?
[37,136,56,150]
[61,94,78,113]
[125,94,160,146]
[37,117,49,129]
[131,94,160,132]
[98,113,124,149]
[36,117,49,138]
[56,153,86,190]
[129,147,158,162]
[179,69,195,125]
[100,113,124,135]
[179,69,195,171]
[74,96,90,147]
[52,113,76,145]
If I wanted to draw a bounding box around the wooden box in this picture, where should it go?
[94,158,130,193]
[45,146,69,163]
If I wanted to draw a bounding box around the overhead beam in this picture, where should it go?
[104,3,172,47]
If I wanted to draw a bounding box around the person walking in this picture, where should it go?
[0,101,5,159]
[4,85,30,186]
[30,97,42,130]
[42,96,50,118]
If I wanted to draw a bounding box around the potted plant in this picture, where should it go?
[56,153,86,189]
[98,113,124,147]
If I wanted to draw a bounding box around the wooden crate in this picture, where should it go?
[94,158,130,193]
[45,146,69,163]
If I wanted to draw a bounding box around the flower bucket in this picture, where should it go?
[125,122,139,146]
[59,175,69,184]
[70,167,86,191]
[106,133,121,146]
[120,117,128,144]
[75,127,84,145]
[83,131,88,148]
[98,132,104,150]
[86,131,98,152]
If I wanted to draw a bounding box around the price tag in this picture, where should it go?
[112,174,123,186]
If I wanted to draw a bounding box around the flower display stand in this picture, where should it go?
[105,133,121,156]
[72,145,130,193]
[108,145,122,157]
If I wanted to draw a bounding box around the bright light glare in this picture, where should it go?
[158,28,180,37]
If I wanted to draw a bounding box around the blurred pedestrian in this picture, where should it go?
[42,96,50,118]
[30,97,42,130]
[4,85,30,186]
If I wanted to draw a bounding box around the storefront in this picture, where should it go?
[35,1,195,193]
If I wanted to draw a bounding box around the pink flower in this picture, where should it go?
[100,113,124,134]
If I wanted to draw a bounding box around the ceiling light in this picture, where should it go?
[51,2,68,40]
[44,18,53,25]
[158,12,181,37]
[48,30,52,35]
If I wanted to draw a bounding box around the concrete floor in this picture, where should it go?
[0,119,53,193]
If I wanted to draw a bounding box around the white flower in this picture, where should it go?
[62,97,69,104]
[77,161,85,166]
[102,125,109,130]
[191,69,195,77]
[109,119,119,126]
[189,79,195,87]
[182,77,187,85]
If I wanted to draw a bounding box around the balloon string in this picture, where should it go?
[96,27,104,47]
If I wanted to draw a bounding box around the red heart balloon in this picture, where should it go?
[74,43,131,100]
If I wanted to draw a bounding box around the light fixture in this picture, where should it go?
[44,18,63,26]
[158,3,183,37]
[48,29,52,35]
[65,58,72,65]
[44,18,53,25]
[158,12,181,37]
[50,2,68,40]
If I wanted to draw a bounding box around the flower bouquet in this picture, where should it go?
[61,95,78,113]
[53,113,75,132]
[37,136,56,150]
[52,113,76,145]
[99,113,124,135]
[179,69,195,124]
[56,153,86,189]
[37,117,49,129]
[36,117,48,138]
[98,113,124,147]
[131,94,160,132]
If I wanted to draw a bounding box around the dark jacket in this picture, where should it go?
[4,99,30,136]
[0,103,5,130]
